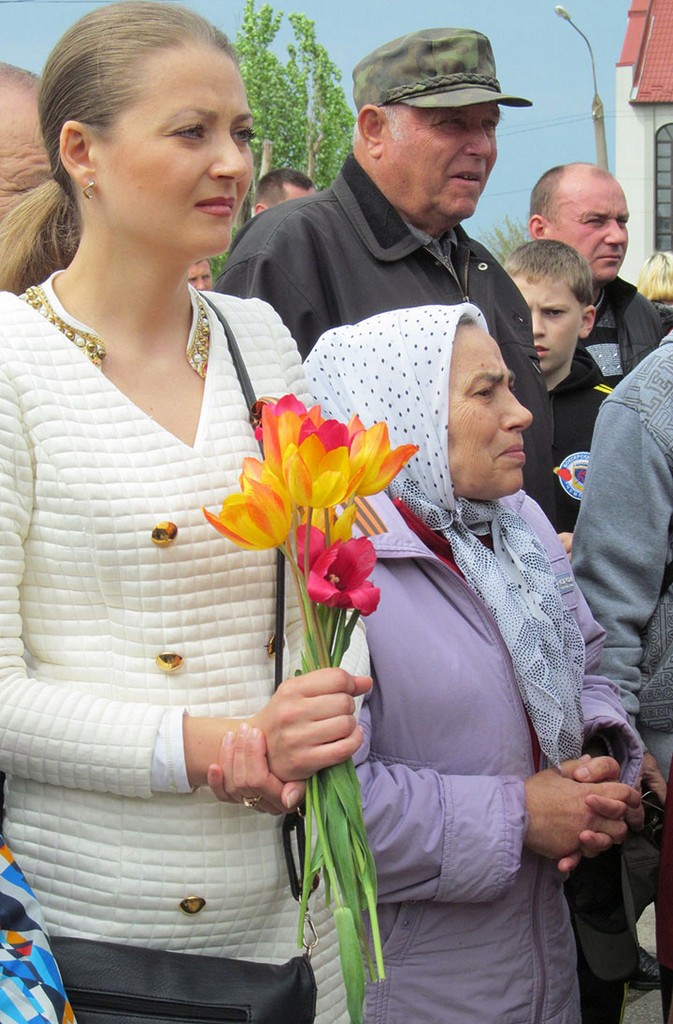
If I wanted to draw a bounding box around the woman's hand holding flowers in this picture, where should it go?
[206,669,372,812]
[252,669,371,780]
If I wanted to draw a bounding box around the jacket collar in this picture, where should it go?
[600,275,638,314]
[334,154,477,266]
[355,490,527,560]
[550,346,605,396]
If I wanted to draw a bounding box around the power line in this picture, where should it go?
[0,1,114,4]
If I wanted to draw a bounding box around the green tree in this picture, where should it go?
[285,12,354,184]
[234,0,354,191]
[480,215,529,264]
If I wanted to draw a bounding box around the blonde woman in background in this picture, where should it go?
[637,250,673,337]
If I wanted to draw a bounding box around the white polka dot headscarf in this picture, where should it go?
[307,303,483,512]
[306,304,584,767]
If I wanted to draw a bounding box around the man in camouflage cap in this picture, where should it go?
[217,27,557,520]
[352,28,531,110]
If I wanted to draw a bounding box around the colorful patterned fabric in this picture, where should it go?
[0,841,75,1024]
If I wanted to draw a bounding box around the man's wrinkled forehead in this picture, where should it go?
[554,169,628,219]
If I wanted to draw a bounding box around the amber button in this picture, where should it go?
[156,652,184,673]
[151,522,178,546]
[179,896,206,915]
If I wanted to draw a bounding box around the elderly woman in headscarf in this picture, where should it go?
[300,303,642,1024]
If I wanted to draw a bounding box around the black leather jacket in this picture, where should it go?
[219,154,555,520]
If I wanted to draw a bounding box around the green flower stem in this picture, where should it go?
[280,545,310,639]
[298,776,315,947]
[331,608,358,667]
[284,508,385,1021]
[300,509,331,668]
[334,906,365,1024]
[308,774,342,907]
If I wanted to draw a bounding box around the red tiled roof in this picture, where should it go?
[620,0,673,103]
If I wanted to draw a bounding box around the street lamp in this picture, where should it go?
[554,5,609,171]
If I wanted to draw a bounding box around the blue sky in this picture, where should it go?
[2,0,632,236]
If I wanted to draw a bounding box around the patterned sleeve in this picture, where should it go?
[0,840,75,1023]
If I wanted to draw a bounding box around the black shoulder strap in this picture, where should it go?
[202,297,306,904]
[202,294,257,411]
[202,295,285,691]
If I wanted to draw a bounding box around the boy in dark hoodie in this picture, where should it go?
[506,239,602,538]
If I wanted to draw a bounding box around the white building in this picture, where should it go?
[616,0,673,283]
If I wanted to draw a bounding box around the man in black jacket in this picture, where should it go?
[217,28,557,521]
[529,163,662,389]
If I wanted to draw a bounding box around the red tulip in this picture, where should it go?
[306,537,380,616]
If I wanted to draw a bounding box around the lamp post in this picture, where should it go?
[554,5,609,171]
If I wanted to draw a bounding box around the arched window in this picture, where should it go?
[656,124,673,251]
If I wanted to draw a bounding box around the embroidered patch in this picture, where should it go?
[554,452,590,502]
[555,571,575,595]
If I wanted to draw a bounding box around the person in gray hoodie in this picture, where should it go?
[574,337,673,1018]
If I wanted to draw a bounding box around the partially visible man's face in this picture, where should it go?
[0,84,50,222]
[376,101,499,238]
[529,167,629,297]
[188,259,213,290]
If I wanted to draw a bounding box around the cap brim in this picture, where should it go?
[400,86,532,108]
[573,914,638,982]
[566,849,639,983]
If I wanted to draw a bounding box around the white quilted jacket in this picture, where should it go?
[0,288,361,1022]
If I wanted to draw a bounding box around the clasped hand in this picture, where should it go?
[524,754,642,873]
[207,668,371,815]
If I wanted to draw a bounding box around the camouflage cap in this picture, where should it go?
[352,28,532,111]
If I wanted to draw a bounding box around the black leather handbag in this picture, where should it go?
[51,935,316,1024]
[51,298,316,1024]
[50,801,316,1024]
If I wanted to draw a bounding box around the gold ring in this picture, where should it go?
[242,794,262,809]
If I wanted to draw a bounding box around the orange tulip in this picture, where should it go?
[203,474,291,550]
[348,422,418,496]
[284,434,353,509]
[261,401,323,485]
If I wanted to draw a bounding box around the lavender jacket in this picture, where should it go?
[355,491,641,1024]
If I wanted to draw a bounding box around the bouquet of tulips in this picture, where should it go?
[204,395,417,1024]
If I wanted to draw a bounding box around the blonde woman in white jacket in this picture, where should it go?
[0,4,368,1021]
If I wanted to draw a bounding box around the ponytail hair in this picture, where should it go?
[0,181,78,294]
[0,1,236,293]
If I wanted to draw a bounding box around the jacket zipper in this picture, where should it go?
[67,990,247,1022]
[422,244,471,301]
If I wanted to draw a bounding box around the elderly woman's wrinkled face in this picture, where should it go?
[448,324,533,501]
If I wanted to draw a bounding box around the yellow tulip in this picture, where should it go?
[284,434,353,509]
[331,503,357,543]
[348,422,418,496]
[261,401,324,485]
[203,475,291,550]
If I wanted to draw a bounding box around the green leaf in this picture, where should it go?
[334,906,366,1024]
[321,771,361,924]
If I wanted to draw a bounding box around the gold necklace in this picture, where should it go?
[22,284,211,379]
